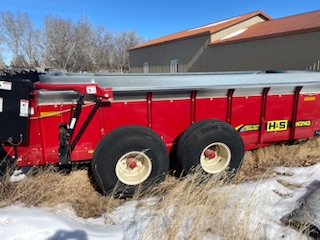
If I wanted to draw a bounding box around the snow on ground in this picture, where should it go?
[1,163,320,240]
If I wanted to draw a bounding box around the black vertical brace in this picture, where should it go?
[58,123,70,165]
[58,94,84,165]
[68,94,85,139]
[70,98,102,151]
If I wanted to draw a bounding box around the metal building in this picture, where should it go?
[129,10,320,73]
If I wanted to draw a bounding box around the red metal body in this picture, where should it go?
[3,72,320,167]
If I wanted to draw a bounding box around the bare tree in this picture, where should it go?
[0,53,5,68]
[71,17,94,72]
[22,26,43,67]
[0,11,144,72]
[112,31,144,72]
[10,55,28,67]
[89,26,114,72]
[44,16,76,70]
[44,15,120,73]
[0,12,42,67]
[0,36,5,68]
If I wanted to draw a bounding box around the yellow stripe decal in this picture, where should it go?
[39,111,61,117]
[304,96,316,102]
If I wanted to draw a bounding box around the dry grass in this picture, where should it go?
[0,165,124,218]
[238,137,320,182]
[140,138,320,239]
[139,138,320,239]
[0,137,320,239]
[139,170,265,240]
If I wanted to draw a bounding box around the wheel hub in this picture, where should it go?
[204,148,216,159]
[126,156,137,169]
[116,151,152,185]
[200,142,231,174]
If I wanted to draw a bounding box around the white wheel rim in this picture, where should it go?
[115,151,152,185]
[200,142,231,174]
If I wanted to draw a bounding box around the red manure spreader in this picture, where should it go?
[1,70,320,195]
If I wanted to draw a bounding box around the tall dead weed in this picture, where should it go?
[140,169,265,240]
[0,166,124,218]
[238,137,320,181]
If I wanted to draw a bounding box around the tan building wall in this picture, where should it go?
[211,16,266,43]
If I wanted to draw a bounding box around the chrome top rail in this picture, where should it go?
[38,71,320,93]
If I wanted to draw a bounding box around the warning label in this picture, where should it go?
[19,99,29,117]
[0,81,12,90]
[86,86,97,94]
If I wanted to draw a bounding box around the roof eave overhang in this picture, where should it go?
[209,27,320,47]
[129,31,211,51]
[129,11,272,51]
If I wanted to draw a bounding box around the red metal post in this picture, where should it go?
[290,86,302,140]
[191,90,197,124]
[147,92,152,128]
[259,88,270,143]
[227,89,234,124]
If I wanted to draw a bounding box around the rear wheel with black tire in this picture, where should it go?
[91,125,170,196]
[177,119,244,175]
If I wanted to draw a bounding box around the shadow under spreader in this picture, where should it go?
[47,229,87,240]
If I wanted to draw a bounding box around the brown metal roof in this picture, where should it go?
[130,10,271,50]
[212,10,320,45]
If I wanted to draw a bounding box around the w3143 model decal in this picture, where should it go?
[236,120,312,132]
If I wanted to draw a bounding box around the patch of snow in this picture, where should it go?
[9,167,33,183]
[0,204,124,240]
[1,163,320,239]
[9,169,26,182]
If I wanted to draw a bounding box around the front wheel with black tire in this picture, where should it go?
[91,125,170,197]
[177,119,244,175]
